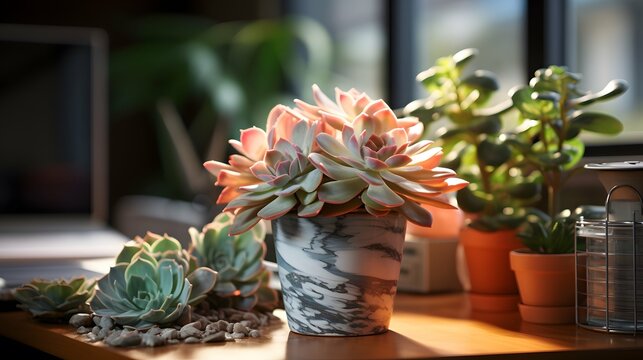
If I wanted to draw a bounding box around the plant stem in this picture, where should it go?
[475,137,493,195]
[547,171,561,219]
[547,79,568,218]
[450,74,493,198]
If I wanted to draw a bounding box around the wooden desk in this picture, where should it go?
[1,293,642,359]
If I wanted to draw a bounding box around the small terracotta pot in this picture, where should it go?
[460,227,522,312]
[460,227,522,294]
[510,249,576,324]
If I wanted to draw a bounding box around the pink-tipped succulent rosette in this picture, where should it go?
[205,85,468,235]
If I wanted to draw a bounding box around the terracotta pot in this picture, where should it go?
[460,227,522,294]
[510,249,576,324]
[460,227,522,312]
[272,211,406,336]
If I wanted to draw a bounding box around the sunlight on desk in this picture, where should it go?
[2,293,643,359]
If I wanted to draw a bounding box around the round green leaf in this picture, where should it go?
[453,48,478,68]
[572,79,629,106]
[456,187,486,213]
[478,139,511,167]
[467,116,501,135]
[561,137,585,170]
[461,70,499,92]
[510,86,556,118]
[508,183,541,199]
[569,111,623,135]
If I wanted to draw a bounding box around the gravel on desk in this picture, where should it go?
[68,307,280,348]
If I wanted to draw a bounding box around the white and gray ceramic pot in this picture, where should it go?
[272,211,406,336]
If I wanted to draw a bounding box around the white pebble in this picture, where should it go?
[76,326,91,334]
[69,313,93,328]
[202,331,226,343]
[233,323,249,335]
[160,328,178,341]
[179,325,202,339]
[184,336,201,344]
[141,333,165,347]
[99,316,114,330]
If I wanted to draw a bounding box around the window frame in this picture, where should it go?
[284,0,642,154]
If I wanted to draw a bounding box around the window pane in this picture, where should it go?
[288,0,386,99]
[570,0,643,144]
[413,0,525,112]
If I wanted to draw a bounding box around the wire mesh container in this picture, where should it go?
[575,185,643,333]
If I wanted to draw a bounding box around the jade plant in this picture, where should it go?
[90,240,217,329]
[510,65,627,253]
[404,49,539,231]
[190,212,278,310]
[204,85,468,235]
[14,277,95,321]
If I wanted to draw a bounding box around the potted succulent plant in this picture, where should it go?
[508,65,627,324]
[404,49,540,311]
[204,85,468,336]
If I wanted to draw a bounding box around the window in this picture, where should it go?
[570,0,643,144]
[289,0,642,148]
[413,0,525,104]
[287,0,386,99]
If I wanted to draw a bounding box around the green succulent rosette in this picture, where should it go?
[14,277,95,321]
[90,250,217,329]
[116,232,198,274]
[190,212,270,311]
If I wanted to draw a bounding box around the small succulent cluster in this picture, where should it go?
[13,277,95,321]
[190,212,279,311]
[90,234,217,329]
[205,85,468,235]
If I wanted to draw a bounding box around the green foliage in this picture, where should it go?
[406,48,538,231]
[14,277,95,321]
[519,206,605,254]
[91,235,217,329]
[190,212,277,311]
[407,51,627,244]
[509,66,627,253]
[111,15,333,200]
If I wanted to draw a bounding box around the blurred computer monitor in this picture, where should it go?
[0,24,124,287]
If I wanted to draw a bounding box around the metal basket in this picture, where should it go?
[575,184,643,334]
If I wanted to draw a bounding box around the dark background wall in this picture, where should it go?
[0,0,279,223]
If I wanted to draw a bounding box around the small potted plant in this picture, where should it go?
[204,85,468,336]
[405,49,540,311]
[508,65,627,324]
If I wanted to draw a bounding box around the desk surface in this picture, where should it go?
[1,293,643,360]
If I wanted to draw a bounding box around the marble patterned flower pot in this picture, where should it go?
[272,211,407,336]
